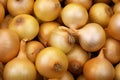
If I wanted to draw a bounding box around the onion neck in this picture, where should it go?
[98,49,105,59]
[17,39,28,59]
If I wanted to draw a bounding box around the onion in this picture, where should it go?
[83,49,115,80]
[38,22,60,46]
[0,62,4,80]
[65,0,93,10]
[61,3,88,29]
[103,38,120,64]
[107,13,120,40]
[0,29,20,63]
[76,23,106,52]
[113,2,120,13]
[0,0,7,10]
[115,63,120,80]
[35,47,68,79]
[89,3,113,28]
[34,0,61,21]
[67,44,90,76]
[7,0,34,16]
[3,39,37,80]
[26,40,45,63]
[48,26,75,53]
[8,14,39,41]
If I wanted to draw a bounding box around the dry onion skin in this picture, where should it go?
[8,14,39,41]
[0,3,5,23]
[34,0,61,22]
[48,26,75,53]
[3,39,37,80]
[35,47,68,79]
[26,40,45,63]
[38,22,60,46]
[76,23,106,52]
[103,38,120,64]
[0,29,20,63]
[107,13,120,41]
[7,0,34,16]
[83,49,115,80]
[61,3,88,29]
[65,0,93,10]
[89,3,113,28]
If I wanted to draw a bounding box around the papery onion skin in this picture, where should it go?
[83,49,115,80]
[48,26,75,53]
[8,14,39,41]
[107,13,120,41]
[0,29,20,63]
[103,38,120,64]
[61,3,88,29]
[77,23,106,52]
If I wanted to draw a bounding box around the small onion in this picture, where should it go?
[115,63,120,80]
[38,22,60,46]
[83,49,115,80]
[0,29,20,63]
[107,13,120,40]
[48,26,75,53]
[67,44,90,76]
[3,39,37,80]
[103,38,120,64]
[26,40,45,63]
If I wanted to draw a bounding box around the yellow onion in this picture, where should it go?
[107,13,120,40]
[103,38,120,64]
[35,47,68,78]
[0,3,5,23]
[3,39,37,80]
[8,14,39,41]
[67,44,90,76]
[38,22,60,46]
[48,26,75,53]
[113,2,120,13]
[115,63,120,80]
[83,49,115,80]
[0,29,20,63]
[26,40,45,63]
[61,3,88,29]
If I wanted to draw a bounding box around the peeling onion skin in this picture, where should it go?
[103,38,120,64]
[107,13,120,41]
[77,23,106,52]
[115,63,120,80]
[83,49,115,80]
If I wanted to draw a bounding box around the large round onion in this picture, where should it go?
[0,29,20,63]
